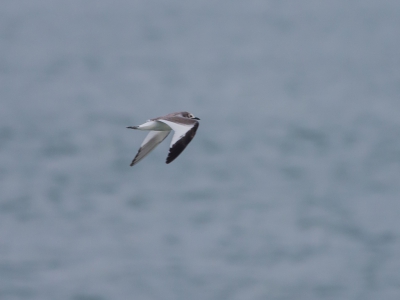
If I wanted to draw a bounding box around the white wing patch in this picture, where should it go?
[157,119,194,147]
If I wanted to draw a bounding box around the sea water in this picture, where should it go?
[1,1,400,299]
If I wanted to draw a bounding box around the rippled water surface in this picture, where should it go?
[1,1,400,299]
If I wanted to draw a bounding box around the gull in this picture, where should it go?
[127,111,200,166]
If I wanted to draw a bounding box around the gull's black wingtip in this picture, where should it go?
[165,122,199,164]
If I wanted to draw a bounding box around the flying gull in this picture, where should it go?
[127,111,200,166]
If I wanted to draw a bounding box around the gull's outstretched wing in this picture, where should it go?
[130,131,170,166]
[157,118,199,164]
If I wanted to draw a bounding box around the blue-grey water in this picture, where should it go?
[1,1,400,299]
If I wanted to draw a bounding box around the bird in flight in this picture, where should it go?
[127,111,200,166]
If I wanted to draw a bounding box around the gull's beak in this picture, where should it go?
[193,117,200,120]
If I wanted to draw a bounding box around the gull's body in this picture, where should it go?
[127,111,200,166]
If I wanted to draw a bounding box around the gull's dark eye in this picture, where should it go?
[188,114,193,118]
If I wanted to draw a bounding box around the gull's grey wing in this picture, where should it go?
[130,131,170,166]
[157,118,199,164]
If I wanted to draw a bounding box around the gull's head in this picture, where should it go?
[179,111,200,120]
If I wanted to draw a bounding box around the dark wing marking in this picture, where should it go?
[165,122,199,164]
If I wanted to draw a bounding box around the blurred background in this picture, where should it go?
[1,0,400,299]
